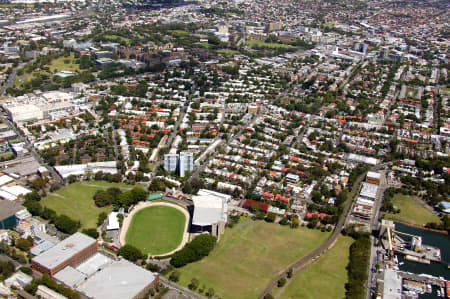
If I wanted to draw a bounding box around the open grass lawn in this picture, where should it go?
[125,206,186,255]
[245,40,297,50]
[216,49,240,55]
[176,220,330,299]
[82,180,135,189]
[384,194,441,227]
[41,181,131,229]
[103,35,131,45]
[14,55,80,87]
[278,236,353,299]
[48,55,80,72]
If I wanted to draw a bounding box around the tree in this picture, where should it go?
[188,278,200,290]
[170,234,217,267]
[54,215,80,234]
[206,288,215,298]
[182,182,193,194]
[93,190,113,207]
[23,199,42,216]
[97,212,107,226]
[291,217,300,228]
[169,270,180,282]
[82,228,99,239]
[15,238,33,251]
[118,244,144,262]
[24,191,41,202]
[278,278,287,287]
[265,212,276,223]
[279,216,289,225]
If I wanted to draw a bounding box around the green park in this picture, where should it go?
[41,180,133,229]
[175,219,330,299]
[277,236,353,299]
[384,193,441,227]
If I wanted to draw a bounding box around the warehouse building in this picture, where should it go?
[76,259,159,299]
[366,171,381,185]
[31,232,98,276]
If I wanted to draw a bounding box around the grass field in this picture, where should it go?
[14,55,80,87]
[48,55,80,72]
[41,181,132,229]
[176,220,330,299]
[384,194,441,226]
[245,40,297,50]
[125,206,186,255]
[103,35,131,45]
[277,236,353,299]
[216,49,240,55]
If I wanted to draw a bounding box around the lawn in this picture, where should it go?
[176,220,330,299]
[47,55,80,72]
[103,35,131,45]
[125,206,186,255]
[216,49,240,55]
[245,40,297,50]
[277,236,353,299]
[384,194,441,226]
[41,181,131,229]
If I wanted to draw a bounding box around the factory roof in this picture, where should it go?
[359,182,379,199]
[32,232,96,270]
[76,259,157,299]
[54,266,87,288]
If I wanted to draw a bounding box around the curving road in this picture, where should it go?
[259,169,370,298]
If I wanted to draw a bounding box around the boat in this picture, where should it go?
[399,262,404,266]
[427,284,432,293]
[438,290,441,297]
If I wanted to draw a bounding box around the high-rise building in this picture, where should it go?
[179,152,194,177]
[164,154,178,173]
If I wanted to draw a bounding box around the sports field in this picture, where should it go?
[125,205,186,255]
[41,181,132,229]
[278,236,353,299]
[384,194,440,226]
[176,220,330,299]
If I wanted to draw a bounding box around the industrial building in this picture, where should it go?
[366,171,381,185]
[76,259,159,299]
[192,189,230,238]
[54,161,118,179]
[3,91,78,124]
[31,232,98,276]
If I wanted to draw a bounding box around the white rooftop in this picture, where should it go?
[76,259,157,299]
[32,232,96,270]
[192,190,229,226]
